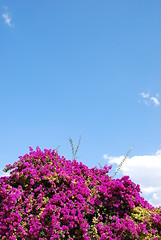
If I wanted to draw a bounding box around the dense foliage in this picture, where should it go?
[0,147,161,239]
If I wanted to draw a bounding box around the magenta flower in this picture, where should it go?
[0,147,160,239]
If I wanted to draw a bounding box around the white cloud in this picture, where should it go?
[103,149,161,207]
[140,92,160,107]
[150,97,160,106]
[140,92,150,99]
[2,13,12,26]
[0,169,9,177]
[103,153,109,159]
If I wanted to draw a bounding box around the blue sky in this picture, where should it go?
[0,1,161,206]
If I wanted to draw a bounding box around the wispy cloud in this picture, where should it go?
[140,92,150,99]
[150,97,160,106]
[2,13,11,26]
[140,92,160,107]
[103,149,161,207]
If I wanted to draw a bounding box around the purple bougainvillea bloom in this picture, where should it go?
[0,147,161,239]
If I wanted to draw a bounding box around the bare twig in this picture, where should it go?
[69,135,82,160]
[112,145,134,179]
[55,145,61,153]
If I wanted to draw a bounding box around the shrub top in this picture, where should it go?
[0,147,161,239]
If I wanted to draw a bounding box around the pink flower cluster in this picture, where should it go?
[0,147,161,239]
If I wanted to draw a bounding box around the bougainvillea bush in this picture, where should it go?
[0,147,161,239]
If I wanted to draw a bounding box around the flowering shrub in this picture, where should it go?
[0,147,161,239]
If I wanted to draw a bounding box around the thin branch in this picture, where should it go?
[74,135,81,157]
[112,145,134,179]
[69,137,75,158]
[55,145,61,153]
[69,135,82,160]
